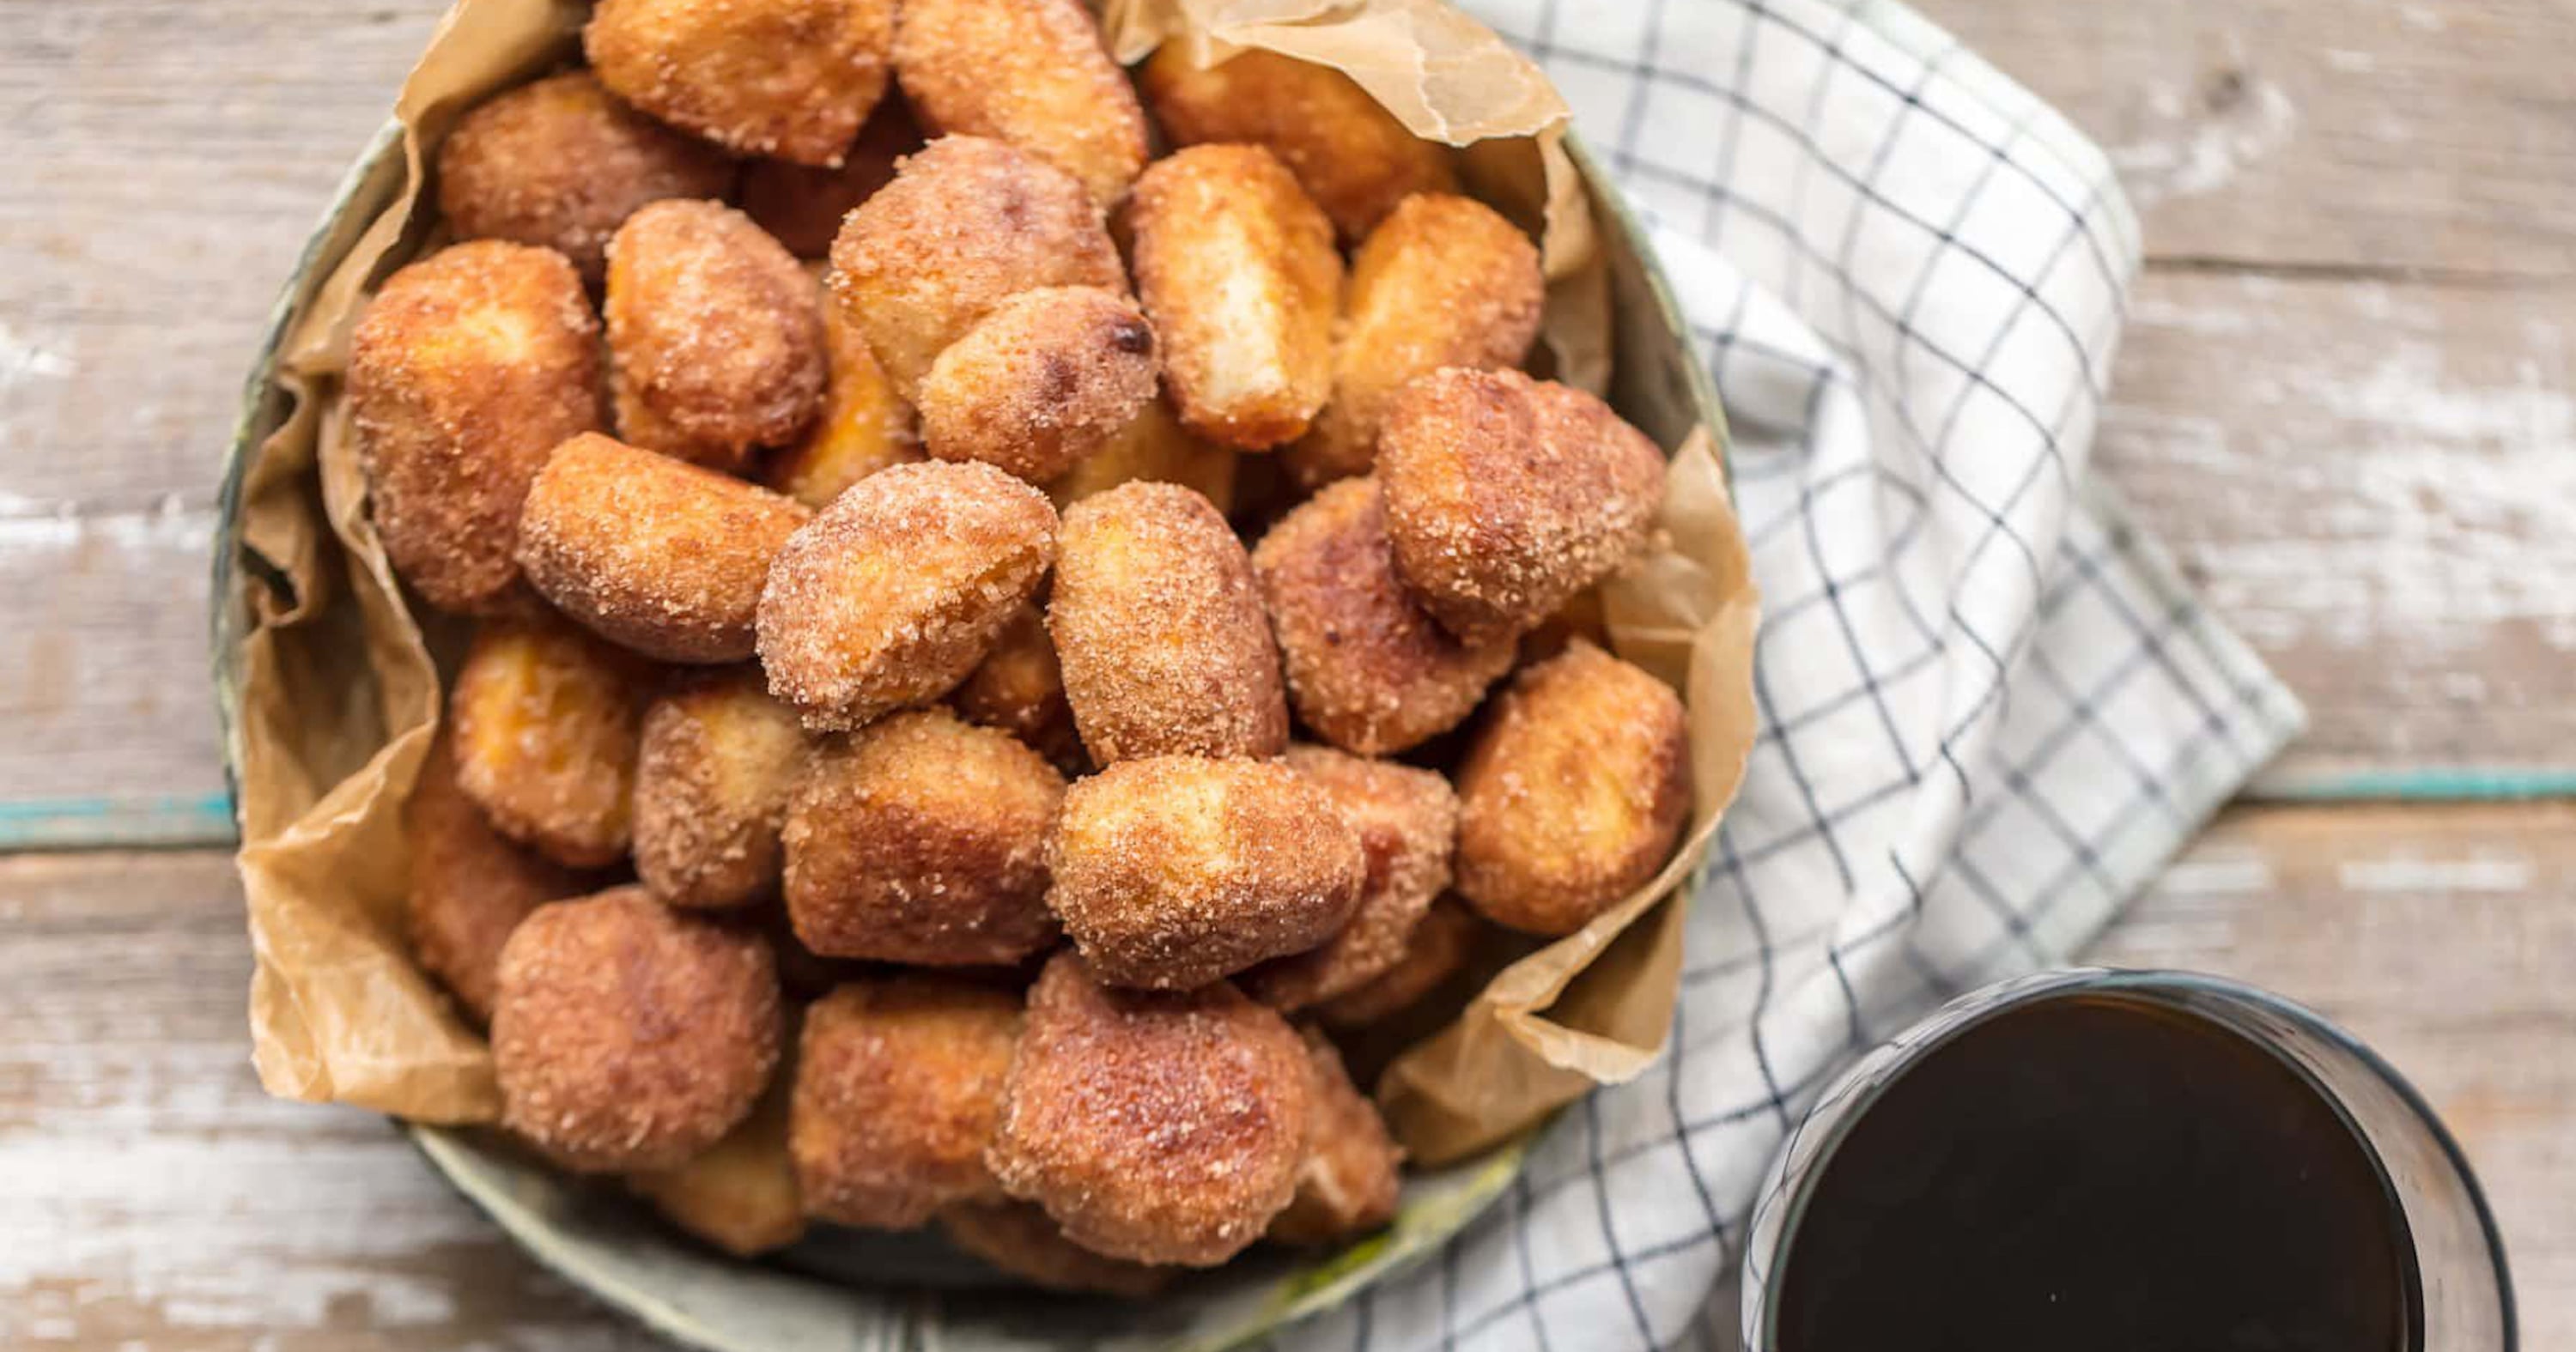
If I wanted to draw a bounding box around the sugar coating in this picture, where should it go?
[586,0,894,166]
[891,0,1148,207]
[987,953,1310,1266]
[606,200,829,464]
[1048,396,1238,514]
[633,667,809,910]
[404,729,594,1025]
[1241,746,1458,1011]
[448,613,653,869]
[1267,1029,1404,1245]
[918,286,1157,486]
[762,266,924,507]
[789,975,1020,1228]
[1314,894,1485,1029]
[939,1199,1172,1297]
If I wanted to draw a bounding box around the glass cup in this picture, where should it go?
[1738,967,2516,1351]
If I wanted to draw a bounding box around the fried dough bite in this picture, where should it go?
[756,459,1059,731]
[828,136,1126,399]
[1269,1030,1404,1244]
[1049,482,1286,763]
[1139,45,1457,243]
[1284,193,1543,488]
[1314,894,1483,1028]
[939,1200,1173,1298]
[791,976,1020,1228]
[1047,755,1363,990]
[1127,145,1339,449]
[891,0,1148,208]
[606,200,829,470]
[1249,477,1515,755]
[404,730,594,1025]
[436,70,736,282]
[1048,396,1236,514]
[918,286,1157,485]
[633,1076,806,1257]
[494,887,783,1173]
[988,953,1311,1266]
[449,614,652,868]
[634,668,808,910]
[585,0,894,166]
[783,708,1065,964]
[517,433,813,663]
[1455,641,1691,936]
[739,99,922,258]
[349,240,601,615]
[1242,747,1456,1011]
[1380,367,1668,643]
[951,602,1086,776]
[763,268,922,508]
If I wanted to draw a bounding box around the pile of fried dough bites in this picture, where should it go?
[361,0,1690,1294]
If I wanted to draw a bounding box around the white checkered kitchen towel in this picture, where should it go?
[1276,1,2309,1349]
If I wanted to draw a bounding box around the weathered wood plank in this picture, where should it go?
[2,808,2570,1346]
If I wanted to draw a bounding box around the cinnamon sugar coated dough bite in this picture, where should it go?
[988,953,1312,1266]
[756,459,1059,731]
[1049,482,1287,762]
[1315,895,1484,1028]
[493,888,783,1173]
[1127,145,1340,449]
[739,99,920,258]
[1285,193,1544,488]
[435,71,735,282]
[1268,1030,1404,1244]
[348,240,601,615]
[586,0,894,166]
[1455,641,1692,936]
[1139,45,1458,243]
[1250,476,1515,755]
[1242,746,1457,1011]
[828,135,1126,399]
[890,0,1147,207]
[951,603,1086,776]
[634,669,808,910]
[1380,367,1668,643]
[939,1201,1172,1298]
[1048,397,1236,514]
[764,267,922,509]
[404,731,593,1025]
[632,1079,806,1257]
[790,976,1019,1228]
[606,200,829,470]
[918,286,1157,485]
[449,615,652,869]
[1046,755,1363,990]
[783,708,1064,964]
[516,433,812,664]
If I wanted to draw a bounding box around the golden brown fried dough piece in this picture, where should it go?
[605,200,829,470]
[951,602,1086,776]
[764,268,923,508]
[1242,747,1456,1011]
[1380,367,1668,643]
[988,953,1310,1265]
[349,240,601,615]
[783,708,1065,964]
[1050,482,1286,763]
[892,0,1147,208]
[1455,642,1691,936]
[756,459,1059,731]
[1250,477,1515,755]
[1314,894,1483,1028]
[1047,755,1362,990]
[738,100,922,258]
[633,1077,806,1257]
[918,286,1157,485]
[1139,46,1457,243]
[1269,1030,1404,1244]
[829,136,1125,399]
[791,976,1020,1228]
[517,433,813,663]
[586,0,894,166]
[404,731,593,1025]
[1128,144,1338,449]
[449,615,652,868]
[634,669,808,910]
[494,888,783,1173]
[939,1200,1173,1298]
[436,70,736,282]
[1285,193,1543,488]
[1048,396,1236,514]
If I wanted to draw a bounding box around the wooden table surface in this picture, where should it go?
[3,1,2569,1347]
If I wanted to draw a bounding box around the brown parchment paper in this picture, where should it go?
[227,0,1759,1162]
